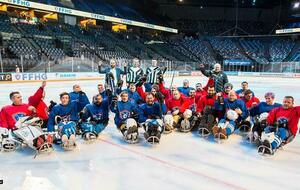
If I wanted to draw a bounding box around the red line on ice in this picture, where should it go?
[100,138,247,190]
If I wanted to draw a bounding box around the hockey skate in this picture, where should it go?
[179,119,192,133]
[124,125,139,144]
[1,138,17,152]
[82,132,98,143]
[0,128,16,152]
[61,134,77,151]
[144,132,160,145]
[33,134,54,158]
[198,114,215,138]
[258,140,274,155]
[163,124,174,134]
[213,125,228,143]
[238,120,251,135]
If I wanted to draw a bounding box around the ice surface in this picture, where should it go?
[0,76,300,190]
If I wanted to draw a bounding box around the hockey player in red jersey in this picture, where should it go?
[195,83,207,103]
[0,92,36,129]
[196,86,217,136]
[258,96,300,155]
[164,89,191,133]
[241,89,260,109]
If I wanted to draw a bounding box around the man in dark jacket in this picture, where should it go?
[200,63,228,93]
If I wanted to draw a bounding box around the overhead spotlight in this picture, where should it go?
[294,2,300,9]
[178,0,184,3]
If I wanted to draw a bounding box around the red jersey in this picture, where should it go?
[159,83,172,100]
[165,96,190,113]
[267,106,300,136]
[187,96,197,111]
[241,96,260,109]
[28,87,48,120]
[0,104,32,129]
[196,95,216,113]
[158,83,186,100]
[195,90,207,103]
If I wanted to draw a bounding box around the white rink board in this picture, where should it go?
[0,75,300,190]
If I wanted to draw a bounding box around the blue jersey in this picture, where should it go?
[69,91,90,112]
[178,87,193,97]
[125,89,144,105]
[47,101,80,132]
[215,98,249,121]
[111,101,138,126]
[249,102,282,117]
[82,99,109,123]
[138,102,166,123]
[92,91,108,103]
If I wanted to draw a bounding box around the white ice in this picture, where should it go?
[0,76,300,190]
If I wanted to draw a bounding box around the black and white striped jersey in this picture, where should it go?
[146,66,162,84]
[126,67,144,83]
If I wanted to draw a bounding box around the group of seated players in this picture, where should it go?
[0,60,299,156]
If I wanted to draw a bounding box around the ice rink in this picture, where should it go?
[0,75,300,190]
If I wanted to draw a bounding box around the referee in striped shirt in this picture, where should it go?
[125,58,144,85]
[145,59,166,92]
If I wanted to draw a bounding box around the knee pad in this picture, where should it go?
[59,122,77,138]
[126,118,137,129]
[261,131,275,143]
[173,115,181,124]
[183,109,192,119]
[164,115,174,127]
[259,112,269,122]
[226,110,238,121]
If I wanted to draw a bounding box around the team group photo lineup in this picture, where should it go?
[1,0,300,189]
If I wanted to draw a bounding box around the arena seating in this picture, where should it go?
[1,12,300,72]
[269,39,295,62]
[240,39,269,64]
[209,37,250,62]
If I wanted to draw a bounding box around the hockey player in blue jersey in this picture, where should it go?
[94,83,107,101]
[111,91,139,143]
[213,90,249,140]
[248,92,282,144]
[69,84,90,112]
[79,94,109,141]
[125,84,144,105]
[47,92,84,150]
[177,79,193,97]
[138,93,166,144]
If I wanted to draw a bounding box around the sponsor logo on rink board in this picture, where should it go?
[0,73,12,81]
[10,72,105,81]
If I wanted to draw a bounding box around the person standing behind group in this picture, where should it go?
[144,59,166,92]
[98,59,125,87]
[125,58,144,85]
[199,63,228,93]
